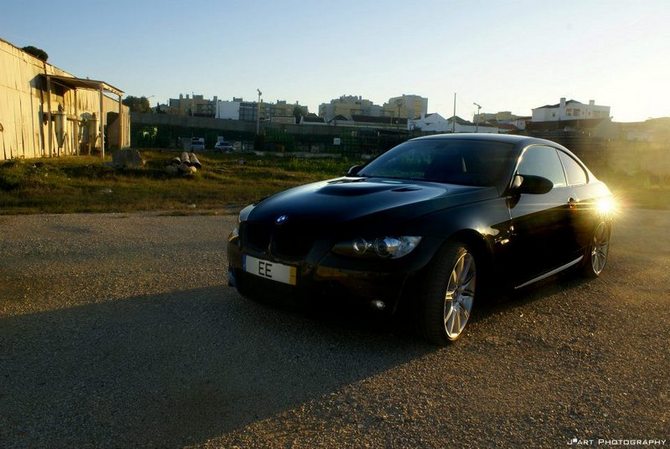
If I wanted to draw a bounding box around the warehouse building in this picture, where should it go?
[0,38,130,160]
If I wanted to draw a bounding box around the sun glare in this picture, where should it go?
[595,196,619,217]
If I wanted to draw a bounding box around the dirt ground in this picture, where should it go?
[0,210,668,448]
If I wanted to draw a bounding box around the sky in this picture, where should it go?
[2,0,669,122]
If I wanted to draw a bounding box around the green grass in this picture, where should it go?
[0,151,354,214]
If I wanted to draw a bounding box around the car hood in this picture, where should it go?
[246,177,499,229]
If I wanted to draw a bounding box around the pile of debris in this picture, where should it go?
[166,152,202,176]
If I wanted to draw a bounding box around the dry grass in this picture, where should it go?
[0,151,354,214]
[0,150,666,214]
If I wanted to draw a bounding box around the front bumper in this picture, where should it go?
[227,232,439,311]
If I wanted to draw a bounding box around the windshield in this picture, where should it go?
[358,139,517,188]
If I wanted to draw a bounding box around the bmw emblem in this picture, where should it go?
[275,214,289,225]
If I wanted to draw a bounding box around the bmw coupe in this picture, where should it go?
[227,134,614,345]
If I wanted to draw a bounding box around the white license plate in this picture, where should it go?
[243,255,297,286]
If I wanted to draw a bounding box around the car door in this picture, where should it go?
[507,145,573,285]
[557,150,594,260]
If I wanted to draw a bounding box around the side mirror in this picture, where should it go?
[513,174,553,195]
[347,164,364,176]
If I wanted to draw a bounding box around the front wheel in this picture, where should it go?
[581,221,611,278]
[418,243,477,345]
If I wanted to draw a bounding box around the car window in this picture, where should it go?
[558,151,588,186]
[517,146,567,188]
[358,139,516,187]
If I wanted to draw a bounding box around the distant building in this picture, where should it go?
[272,100,308,119]
[532,97,610,122]
[383,94,428,121]
[216,97,242,120]
[300,113,326,125]
[216,98,306,123]
[216,97,268,122]
[615,118,670,142]
[408,113,450,132]
[318,95,384,122]
[168,94,218,117]
[474,111,518,123]
[409,113,498,134]
[152,103,170,114]
[473,111,530,132]
[239,100,269,122]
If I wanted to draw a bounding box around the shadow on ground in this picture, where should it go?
[0,286,432,448]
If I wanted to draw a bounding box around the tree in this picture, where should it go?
[122,96,152,113]
[293,105,306,124]
[22,46,48,61]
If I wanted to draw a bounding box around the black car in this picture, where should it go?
[227,134,614,345]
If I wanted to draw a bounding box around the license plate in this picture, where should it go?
[243,255,297,286]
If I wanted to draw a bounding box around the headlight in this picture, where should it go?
[229,205,251,242]
[332,236,422,259]
[228,226,239,242]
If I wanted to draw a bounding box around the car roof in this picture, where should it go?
[411,133,566,149]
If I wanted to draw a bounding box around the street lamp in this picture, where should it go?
[256,89,262,135]
[473,102,482,133]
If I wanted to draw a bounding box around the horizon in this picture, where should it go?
[2,0,668,123]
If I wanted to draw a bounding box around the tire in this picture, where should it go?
[581,220,611,278]
[418,242,477,345]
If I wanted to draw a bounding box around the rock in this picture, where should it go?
[111,149,144,168]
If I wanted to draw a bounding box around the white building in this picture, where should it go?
[409,113,450,132]
[409,113,498,134]
[532,97,610,122]
[216,98,242,120]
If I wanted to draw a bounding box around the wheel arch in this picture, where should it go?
[439,228,495,300]
[445,229,493,270]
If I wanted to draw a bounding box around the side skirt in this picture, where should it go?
[514,256,584,290]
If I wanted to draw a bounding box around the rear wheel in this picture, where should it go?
[418,243,477,345]
[581,221,611,278]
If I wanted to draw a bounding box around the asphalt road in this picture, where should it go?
[0,210,668,449]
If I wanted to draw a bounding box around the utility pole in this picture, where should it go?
[473,102,482,133]
[452,93,457,133]
[256,89,262,135]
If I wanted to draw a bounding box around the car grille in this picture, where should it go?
[241,221,316,260]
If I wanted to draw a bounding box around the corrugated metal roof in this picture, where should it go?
[45,75,124,96]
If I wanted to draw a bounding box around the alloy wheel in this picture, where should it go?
[444,252,476,340]
[591,222,610,275]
